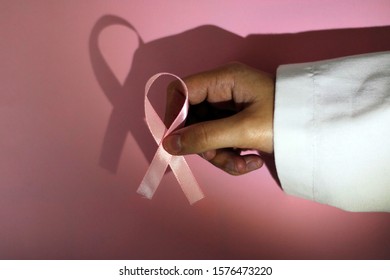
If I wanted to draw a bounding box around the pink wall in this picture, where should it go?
[1,0,390,259]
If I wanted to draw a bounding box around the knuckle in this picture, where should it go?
[182,123,211,153]
[194,123,211,152]
[225,62,250,76]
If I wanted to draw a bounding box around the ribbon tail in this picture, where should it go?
[170,156,205,205]
[137,145,171,199]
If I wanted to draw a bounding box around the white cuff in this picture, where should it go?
[273,52,390,212]
[274,62,316,202]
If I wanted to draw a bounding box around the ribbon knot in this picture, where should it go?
[137,73,205,204]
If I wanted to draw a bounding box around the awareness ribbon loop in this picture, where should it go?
[137,73,205,205]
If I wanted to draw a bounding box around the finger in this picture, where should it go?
[200,149,217,161]
[163,113,249,155]
[164,86,186,127]
[167,66,236,106]
[205,149,264,175]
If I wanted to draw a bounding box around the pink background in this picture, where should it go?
[1,0,390,259]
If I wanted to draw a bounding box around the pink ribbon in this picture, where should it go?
[137,73,205,205]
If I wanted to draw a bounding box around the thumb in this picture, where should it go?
[162,114,245,155]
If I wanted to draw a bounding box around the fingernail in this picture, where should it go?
[246,160,260,172]
[225,160,236,173]
[202,150,215,160]
[163,134,181,154]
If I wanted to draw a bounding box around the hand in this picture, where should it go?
[163,62,275,175]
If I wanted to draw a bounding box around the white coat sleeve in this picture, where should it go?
[274,51,390,212]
